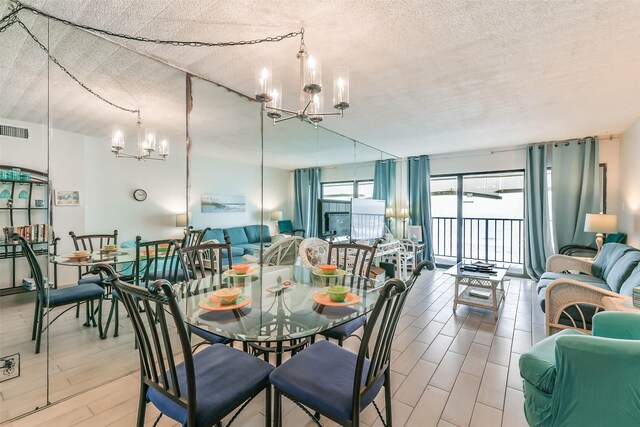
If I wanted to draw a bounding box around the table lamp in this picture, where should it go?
[400,208,410,239]
[271,210,283,221]
[584,213,617,257]
[385,207,394,230]
[175,213,187,228]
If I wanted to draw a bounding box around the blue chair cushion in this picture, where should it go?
[244,225,271,244]
[147,344,273,427]
[78,276,103,286]
[277,220,294,233]
[592,243,635,279]
[189,325,230,345]
[235,243,261,255]
[604,251,640,293]
[203,228,225,243]
[270,340,384,422]
[42,283,104,307]
[519,329,586,394]
[224,227,249,245]
[322,315,367,340]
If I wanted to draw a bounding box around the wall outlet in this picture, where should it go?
[0,353,20,382]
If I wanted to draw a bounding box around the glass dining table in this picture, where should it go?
[175,264,383,365]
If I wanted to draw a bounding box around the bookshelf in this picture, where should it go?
[0,165,50,296]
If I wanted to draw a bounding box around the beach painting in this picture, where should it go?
[201,194,245,213]
[54,190,80,206]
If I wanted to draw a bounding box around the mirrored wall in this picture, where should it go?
[1,20,400,423]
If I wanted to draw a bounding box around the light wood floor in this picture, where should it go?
[2,269,543,427]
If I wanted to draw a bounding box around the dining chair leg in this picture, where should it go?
[34,304,44,354]
[265,386,272,427]
[136,382,148,427]
[113,298,119,337]
[384,368,393,427]
[31,299,41,341]
[273,389,282,427]
[96,296,104,339]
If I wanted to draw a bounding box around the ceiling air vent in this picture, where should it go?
[0,124,29,140]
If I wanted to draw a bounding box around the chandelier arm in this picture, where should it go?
[267,106,299,115]
[300,99,312,116]
[273,115,302,124]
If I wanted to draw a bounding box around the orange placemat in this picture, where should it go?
[199,295,252,311]
[312,292,361,307]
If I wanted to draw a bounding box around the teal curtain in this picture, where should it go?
[407,156,434,262]
[525,145,552,279]
[293,168,321,238]
[373,160,396,209]
[551,137,600,250]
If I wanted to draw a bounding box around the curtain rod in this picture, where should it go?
[428,134,620,160]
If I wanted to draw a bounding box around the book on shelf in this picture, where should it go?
[2,224,49,243]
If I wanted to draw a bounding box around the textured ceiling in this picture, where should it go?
[2,0,640,161]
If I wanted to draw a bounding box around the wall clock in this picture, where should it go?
[133,189,147,202]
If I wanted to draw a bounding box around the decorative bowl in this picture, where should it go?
[325,285,350,302]
[319,264,337,275]
[233,264,251,275]
[212,287,242,305]
[102,244,117,251]
[72,250,89,257]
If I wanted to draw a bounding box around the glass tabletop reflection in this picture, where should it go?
[50,248,137,267]
[176,265,383,343]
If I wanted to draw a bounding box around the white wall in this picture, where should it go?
[189,156,291,235]
[618,119,640,247]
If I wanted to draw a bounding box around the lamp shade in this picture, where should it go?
[175,213,187,228]
[584,213,617,234]
[385,207,395,218]
[271,210,283,221]
[400,208,410,219]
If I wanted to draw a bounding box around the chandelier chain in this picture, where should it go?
[11,2,302,48]
[2,1,303,115]
[14,17,140,114]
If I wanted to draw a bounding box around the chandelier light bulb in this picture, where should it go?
[303,54,322,95]
[111,130,125,152]
[309,92,324,123]
[332,66,350,110]
[159,139,169,157]
[267,80,283,119]
[255,61,273,102]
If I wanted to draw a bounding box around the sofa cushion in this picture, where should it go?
[605,251,640,293]
[224,227,249,245]
[591,243,635,279]
[620,264,640,296]
[234,243,261,255]
[203,228,225,243]
[244,225,271,243]
[519,329,586,394]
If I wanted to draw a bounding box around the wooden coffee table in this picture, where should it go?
[445,263,508,319]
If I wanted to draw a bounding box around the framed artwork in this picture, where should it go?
[201,194,245,213]
[54,190,80,206]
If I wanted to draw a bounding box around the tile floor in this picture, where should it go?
[3,268,544,427]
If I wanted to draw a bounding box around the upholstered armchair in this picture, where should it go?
[519,311,640,426]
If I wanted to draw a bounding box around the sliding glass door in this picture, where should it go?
[431,171,524,268]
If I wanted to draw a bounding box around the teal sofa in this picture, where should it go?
[519,311,640,426]
[203,225,271,266]
[538,243,640,333]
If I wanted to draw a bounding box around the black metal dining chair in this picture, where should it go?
[103,237,183,338]
[320,239,381,345]
[70,230,118,316]
[92,264,274,427]
[270,261,433,427]
[181,226,211,248]
[177,239,234,349]
[15,234,104,354]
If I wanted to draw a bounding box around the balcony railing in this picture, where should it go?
[433,216,524,264]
